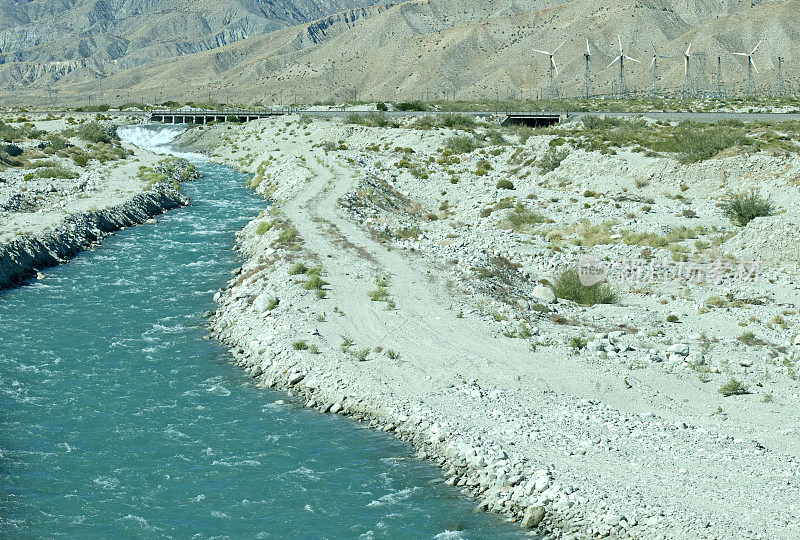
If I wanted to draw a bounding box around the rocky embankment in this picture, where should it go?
[182,114,800,539]
[0,184,189,289]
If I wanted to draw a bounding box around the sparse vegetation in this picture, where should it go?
[551,268,617,306]
[496,179,514,190]
[538,146,569,173]
[722,191,774,226]
[718,378,749,397]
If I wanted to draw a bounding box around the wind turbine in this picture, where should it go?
[534,40,566,100]
[732,40,762,96]
[607,36,640,98]
[584,39,592,100]
[682,43,693,98]
[648,40,671,97]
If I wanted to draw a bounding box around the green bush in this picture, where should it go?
[718,378,749,397]
[292,340,308,350]
[395,101,427,111]
[37,164,79,179]
[551,267,617,306]
[438,113,477,130]
[496,179,514,190]
[538,146,570,173]
[67,121,114,144]
[506,203,545,229]
[722,191,774,226]
[288,262,308,275]
[277,226,299,244]
[256,221,271,235]
[445,135,480,154]
[303,274,327,290]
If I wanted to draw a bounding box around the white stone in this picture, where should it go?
[532,285,556,304]
[667,343,690,356]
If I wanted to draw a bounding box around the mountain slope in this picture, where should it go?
[0,0,385,85]
[3,0,798,104]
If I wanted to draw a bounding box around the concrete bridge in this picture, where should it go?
[147,107,567,126]
[149,108,289,124]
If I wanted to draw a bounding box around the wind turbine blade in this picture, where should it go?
[684,56,688,76]
[533,49,551,56]
[607,56,620,69]
[751,39,762,55]
[624,55,641,63]
[552,58,558,74]
[650,39,656,54]
[586,38,591,55]
[659,55,672,59]
[649,57,655,70]
[751,58,758,74]
[685,43,691,56]
[618,35,623,53]
[553,40,566,54]
[732,52,748,56]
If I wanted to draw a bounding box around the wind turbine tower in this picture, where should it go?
[584,39,592,100]
[733,40,761,96]
[682,44,693,98]
[534,40,565,100]
[775,56,786,96]
[607,36,640,99]
[648,40,671,97]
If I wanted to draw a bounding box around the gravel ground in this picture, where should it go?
[174,114,800,538]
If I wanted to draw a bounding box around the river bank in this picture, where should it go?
[0,114,199,288]
[175,113,800,538]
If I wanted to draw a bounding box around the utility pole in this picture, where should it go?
[714,56,725,98]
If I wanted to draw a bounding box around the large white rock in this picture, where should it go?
[667,343,690,356]
[520,505,545,528]
[532,285,556,304]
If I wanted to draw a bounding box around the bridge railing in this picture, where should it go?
[149,107,291,116]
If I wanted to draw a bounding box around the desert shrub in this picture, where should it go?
[67,121,115,144]
[256,221,272,235]
[445,135,480,154]
[293,340,308,350]
[438,113,476,130]
[0,121,40,142]
[376,102,388,112]
[395,101,427,111]
[538,146,569,173]
[737,331,764,346]
[71,152,90,167]
[718,378,749,397]
[722,191,774,226]
[353,347,371,361]
[288,262,308,275]
[506,203,545,229]
[551,267,617,306]
[496,179,514,190]
[568,336,588,349]
[37,164,78,179]
[277,226,299,244]
[303,274,327,290]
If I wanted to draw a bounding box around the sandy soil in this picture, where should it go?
[175,115,800,538]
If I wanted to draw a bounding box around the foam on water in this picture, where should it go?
[0,127,527,539]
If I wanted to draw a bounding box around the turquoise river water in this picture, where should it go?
[0,148,525,537]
